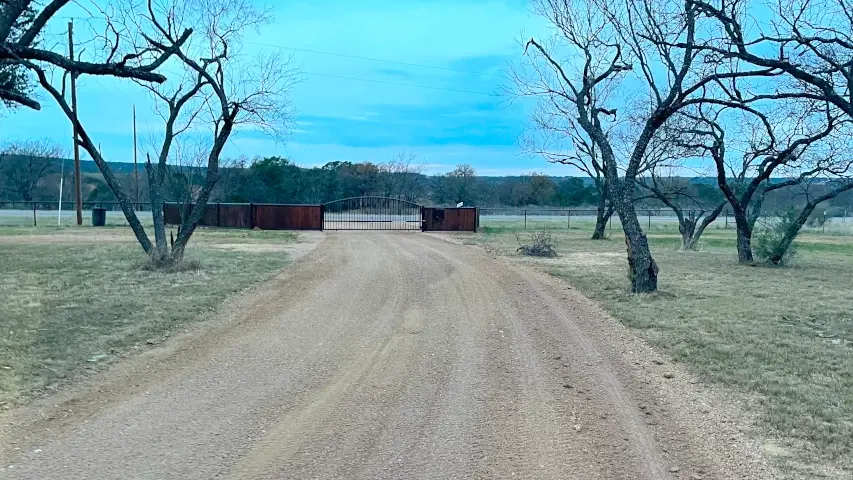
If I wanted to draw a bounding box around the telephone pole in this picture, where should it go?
[133,105,139,204]
[68,20,83,226]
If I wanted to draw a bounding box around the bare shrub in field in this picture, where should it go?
[517,231,558,258]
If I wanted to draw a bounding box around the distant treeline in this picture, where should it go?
[2,155,853,214]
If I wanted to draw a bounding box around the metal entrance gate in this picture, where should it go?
[322,196,422,230]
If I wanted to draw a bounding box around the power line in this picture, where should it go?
[301,71,495,96]
[246,41,506,78]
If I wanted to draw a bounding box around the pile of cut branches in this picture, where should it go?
[516,231,558,258]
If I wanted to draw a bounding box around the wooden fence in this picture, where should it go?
[422,207,479,232]
[163,203,323,230]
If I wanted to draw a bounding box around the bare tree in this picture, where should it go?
[129,0,295,262]
[0,139,61,201]
[521,103,613,239]
[515,0,776,292]
[753,121,853,264]
[0,0,192,110]
[4,0,294,263]
[680,100,842,262]
[379,152,424,201]
[688,0,853,122]
[160,139,207,217]
[636,168,726,250]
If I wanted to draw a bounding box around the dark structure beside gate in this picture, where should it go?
[422,207,480,231]
[164,200,478,232]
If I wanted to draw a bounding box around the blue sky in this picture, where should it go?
[2,0,581,176]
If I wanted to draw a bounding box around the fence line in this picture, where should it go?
[0,200,153,211]
[2,201,849,230]
[478,207,850,230]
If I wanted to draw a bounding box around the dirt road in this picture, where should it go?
[0,233,771,479]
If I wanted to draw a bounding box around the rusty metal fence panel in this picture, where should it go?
[164,203,322,230]
[253,204,322,230]
[218,204,252,228]
[422,207,479,231]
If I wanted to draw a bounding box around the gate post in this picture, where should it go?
[421,206,425,232]
[249,203,255,229]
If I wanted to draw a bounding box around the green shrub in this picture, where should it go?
[754,209,799,266]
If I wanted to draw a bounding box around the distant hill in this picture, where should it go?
[79,159,137,174]
[0,155,140,174]
[1,156,824,185]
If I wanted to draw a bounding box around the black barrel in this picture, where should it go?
[91,207,107,227]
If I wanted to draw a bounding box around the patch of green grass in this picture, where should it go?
[0,228,296,407]
[476,219,853,474]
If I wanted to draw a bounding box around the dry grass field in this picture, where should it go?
[0,226,302,408]
[470,218,853,476]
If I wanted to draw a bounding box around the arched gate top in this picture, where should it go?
[322,196,422,208]
[322,196,422,231]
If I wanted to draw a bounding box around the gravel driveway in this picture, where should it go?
[0,232,773,479]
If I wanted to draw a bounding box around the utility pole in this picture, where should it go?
[68,20,83,226]
[133,105,139,205]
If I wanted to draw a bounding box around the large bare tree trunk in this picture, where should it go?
[682,203,725,251]
[591,192,613,240]
[612,188,658,293]
[732,208,754,263]
[622,214,658,292]
[679,217,698,250]
[145,161,169,262]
